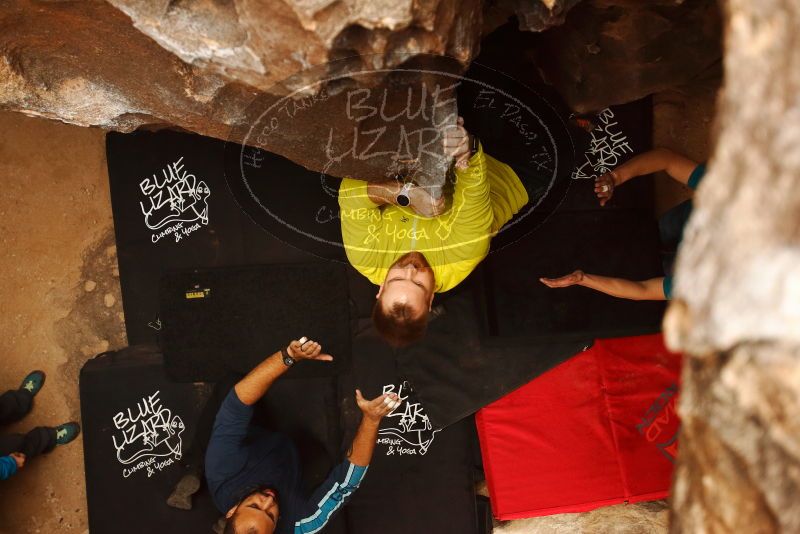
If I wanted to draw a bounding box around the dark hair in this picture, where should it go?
[223,515,259,534]
[372,299,428,347]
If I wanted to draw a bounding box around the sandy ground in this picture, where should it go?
[0,69,717,533]
[0,111,126,533]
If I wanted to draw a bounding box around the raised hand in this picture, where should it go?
[287,337,333,361]
[444,116,472,170]
[594,171,617,207]
[355,389,402,423]
[539,270,585,288]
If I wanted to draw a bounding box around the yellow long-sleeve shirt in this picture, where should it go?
[338,146,528,293]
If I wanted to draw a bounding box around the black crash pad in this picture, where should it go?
[106,130,315,347]
[398,288,591,430]
[340,329,479,534]
[481,209,666,341]
[159,263,352,382]
[79,346,220,533]
[80,346,349,534]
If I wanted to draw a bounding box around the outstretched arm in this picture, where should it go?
[540,270,667,301]
[207,338,334,486]
[234,337,333,406]
[595,148,700,206]
[348,389,401,466]
[613,148,699,185]
[294,390,400,533]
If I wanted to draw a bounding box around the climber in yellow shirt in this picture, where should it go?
[338,117,529,346]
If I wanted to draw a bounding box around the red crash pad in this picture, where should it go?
[475,334,681,520]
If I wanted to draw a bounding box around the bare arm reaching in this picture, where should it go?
[540,270,667,301]
[347,389,401,466]
[595,148,700,206]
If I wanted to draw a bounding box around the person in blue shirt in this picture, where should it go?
[206,337,401,534]
[0,370,81,481]
[539,148,706,300]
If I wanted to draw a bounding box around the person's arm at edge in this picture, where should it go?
[0,455,18,480]
[540,270,667,301]
[580,273,667,300]
[612,148,699,186]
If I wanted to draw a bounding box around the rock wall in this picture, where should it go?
[666,0,800,531]
[500,0,584,32]
[0,1,249,138]
[106,0,481,93]
[0,1,724,176]
[0,0,480,181]
[495,501,669,533]
[532,0,723,112]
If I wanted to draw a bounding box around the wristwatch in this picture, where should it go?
[396,182,413,207]
[280,346,295,367]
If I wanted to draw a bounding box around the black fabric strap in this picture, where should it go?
[280,347,295,366]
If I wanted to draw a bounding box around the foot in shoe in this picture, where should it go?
[167,473,202,510]
[20,370,46,396]
[55,422,81,445]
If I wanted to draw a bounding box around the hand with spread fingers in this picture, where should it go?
[539,270,585,288]
[594,171,617,206]
[355,389,402,423]
[287,336,333,362]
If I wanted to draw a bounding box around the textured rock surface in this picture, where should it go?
[665,0,800,531]
[0,0,480,182]
[0,0,724,175]
[229,61,464,187]
[494,501,669,533]
[507,0,584,32]
[533,0,723,112]
[0,1,248,137]
[106,0,481,93]
[668,346,800,533]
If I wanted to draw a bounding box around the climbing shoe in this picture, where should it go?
[55,422,81,445]
[20,370,45,396]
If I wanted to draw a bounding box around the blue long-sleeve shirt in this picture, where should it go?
[0,455,18,480]
[205,389,367,534]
